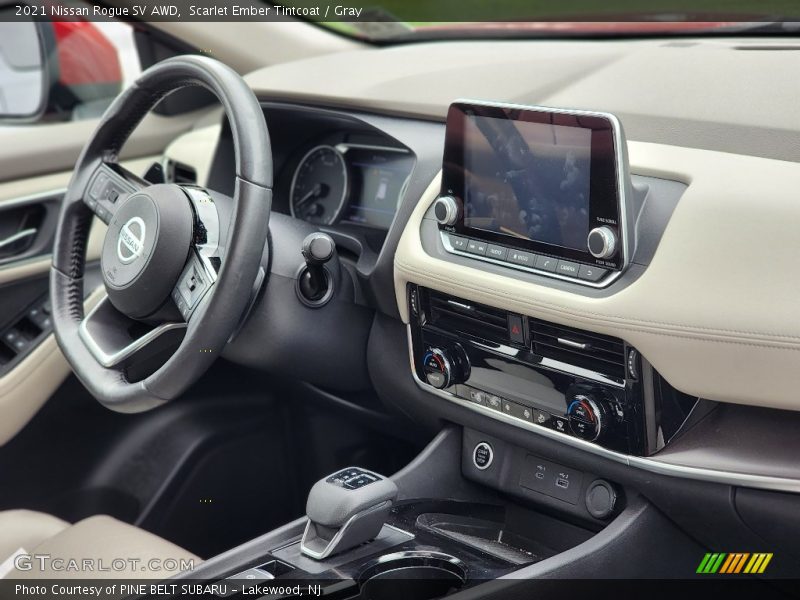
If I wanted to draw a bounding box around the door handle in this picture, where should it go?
[0,227,38,254]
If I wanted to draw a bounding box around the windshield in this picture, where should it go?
[276,1,800,42]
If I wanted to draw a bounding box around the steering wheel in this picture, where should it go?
[50,56,272,413]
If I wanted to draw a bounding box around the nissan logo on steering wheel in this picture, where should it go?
[117,216,146,264]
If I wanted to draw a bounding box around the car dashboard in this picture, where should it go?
[165,37,800,501]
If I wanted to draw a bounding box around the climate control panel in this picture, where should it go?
[409,285,649,455]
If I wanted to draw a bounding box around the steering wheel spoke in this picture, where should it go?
[79,296,186,369]
[171,250,217,323]
[83,162,145,224]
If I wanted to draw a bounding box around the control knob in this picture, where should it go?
[433,196,461,226]
[587,226,618,259]
[566,393,608,442]
[422,347,453,389]
[421,346,470,389]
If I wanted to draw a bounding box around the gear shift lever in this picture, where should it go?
[301,467,398,560]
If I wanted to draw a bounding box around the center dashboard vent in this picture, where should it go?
[425,290,508,344]
[529,318,626,380]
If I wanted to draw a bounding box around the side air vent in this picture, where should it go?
[166,160,198,185]
[529,318,626,380]
[426,291,508,343]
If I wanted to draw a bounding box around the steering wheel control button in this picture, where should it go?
[88,172,109,201]
[101,184,194,320]
[473,442,494,470]
[585,480,617,519]
[578,264,608,282]
[588,226,618,259]
[172,257,211,319]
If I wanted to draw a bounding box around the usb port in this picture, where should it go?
[556,478,570,489]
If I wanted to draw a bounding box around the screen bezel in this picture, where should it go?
[441,101,625,270]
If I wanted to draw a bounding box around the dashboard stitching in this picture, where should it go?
[395,259,800,347]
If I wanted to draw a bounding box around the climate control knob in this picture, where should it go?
[587,226,618,259]
[433,196,461,226]
[422,347,453,389]
[567,394,606,442]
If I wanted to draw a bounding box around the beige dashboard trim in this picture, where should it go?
[395,141,800,411]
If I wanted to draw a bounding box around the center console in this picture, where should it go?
[166,428,706,599]
[406,101,696,460]
[167,429,654,599]
[407,284,697,458]
[408,285,644,455]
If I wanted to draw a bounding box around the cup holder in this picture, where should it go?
[358,551,467,600]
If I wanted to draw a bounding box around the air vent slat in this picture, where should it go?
[532,339,624,364]
[530,317,626,380]
[427,291,509,344]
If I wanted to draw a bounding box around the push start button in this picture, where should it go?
[473,442,494,470]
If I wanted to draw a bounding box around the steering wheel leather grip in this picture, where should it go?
[50,56,272,412]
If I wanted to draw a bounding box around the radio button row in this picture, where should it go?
[535,255,558,272]
[507,250,536,267]
[486,244,509,261]
[467,239,488,256]
[444,233,609,285]
[448,234,469,252]
[578,264,608,282]
[556,260,580,278]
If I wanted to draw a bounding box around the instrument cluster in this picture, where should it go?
[286,138,414,231]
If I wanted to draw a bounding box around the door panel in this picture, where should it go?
[0,156,157,445]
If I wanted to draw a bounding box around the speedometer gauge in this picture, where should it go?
[290,145,349,225]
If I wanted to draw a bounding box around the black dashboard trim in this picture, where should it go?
[406,326,800,494]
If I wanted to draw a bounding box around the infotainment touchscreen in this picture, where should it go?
[462,116,591,250]
[440,101,629,275]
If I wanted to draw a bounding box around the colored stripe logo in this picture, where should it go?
[697,553,772,574]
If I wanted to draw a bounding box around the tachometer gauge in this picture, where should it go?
[290,145,349,225]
